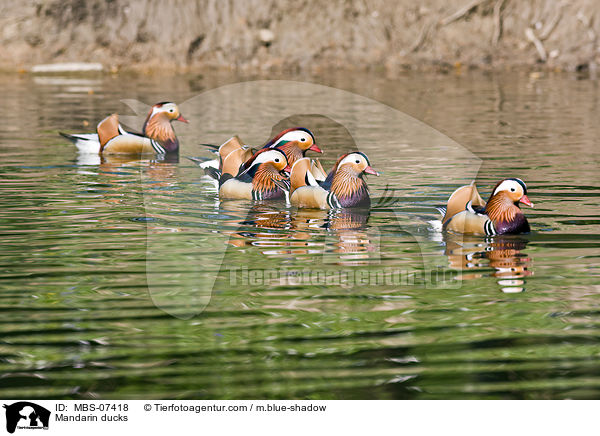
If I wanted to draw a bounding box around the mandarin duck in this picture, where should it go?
[60,102,188,155]
[189,136,254,178]
[193,127,323,177]
[261,127,322,167]
[439,178,533,235]
[289,152,379,209]
[218,148,291,201]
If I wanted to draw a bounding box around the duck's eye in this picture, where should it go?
[275,158,280,162]
[355,160,360,164]
[510,188,516,192]
[300,138,306,142]
[169,109,174,113]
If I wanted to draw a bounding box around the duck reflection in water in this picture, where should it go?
[322,208,375,266]
[223,203,375,265]
[77,152,179,189]
[77,150,180,167]
[221,202,292,249]
[443,233,532,293]
[75,153,180,212]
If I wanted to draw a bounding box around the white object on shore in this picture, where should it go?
[31,63,104,73]
[258,29,274,45]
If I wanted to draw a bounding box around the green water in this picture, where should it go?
[0,71,599,399]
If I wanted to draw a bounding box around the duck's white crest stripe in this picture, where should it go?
[493,179,526,196]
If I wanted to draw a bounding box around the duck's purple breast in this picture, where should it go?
[259,187,286,200]
[338,186,371,208]
[495,213,530,234]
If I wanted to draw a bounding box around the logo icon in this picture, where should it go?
[3,402,50,434]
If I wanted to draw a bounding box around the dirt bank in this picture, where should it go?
[2,0,599,73]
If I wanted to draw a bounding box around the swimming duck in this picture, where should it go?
[193,127,323,176]
[189,135,254,176]
[60,102,188,155]
[289,152,379,209]
[439,178,533,235]
[218,148,291,201]
[261,127,323,167]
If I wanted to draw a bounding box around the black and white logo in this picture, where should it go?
[3,402,50,434]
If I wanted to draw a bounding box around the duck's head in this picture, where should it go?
[142,102,188,151]
[267,127,322,154]
[491,178,533,207]
[336,152,379,177]
[146,102,188,124]
[245,149,290,174]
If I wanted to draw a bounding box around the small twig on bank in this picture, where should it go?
[525,27,547,62]
[440,0,490,26]
[492,0,506,46]
[410,21,435,52]
[577,10,597,43]
[539,2,565,40]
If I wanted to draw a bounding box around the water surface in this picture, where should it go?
[1,71,599,399]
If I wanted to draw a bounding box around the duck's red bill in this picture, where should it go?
[520,195,534,207]
[176,115,189,123]
[283,165,292,173]
[364,166,379,176]
[309,144,323,153]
